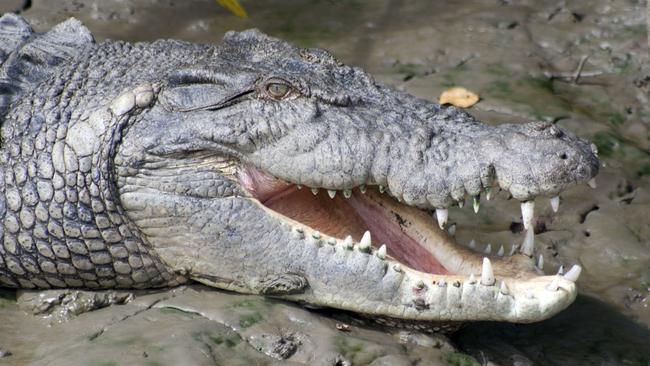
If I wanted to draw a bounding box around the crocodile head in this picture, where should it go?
[116,30,598,327]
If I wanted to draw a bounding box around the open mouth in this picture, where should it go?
[237,164,583,308]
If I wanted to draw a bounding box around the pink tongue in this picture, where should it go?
[238,167,449,274]
[346,193,450,275]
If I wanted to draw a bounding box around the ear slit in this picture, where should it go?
[160,84,255,112]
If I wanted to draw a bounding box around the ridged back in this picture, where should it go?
[0,14,94,120]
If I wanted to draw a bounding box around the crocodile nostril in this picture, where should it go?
[559,153,568,160]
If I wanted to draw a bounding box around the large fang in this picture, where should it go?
[587,178,597,189]
[435,209,448,230]
[537,254,544,270]
[327,190,337,199]
[521,228,535,257]
[481,258,495,285]
[485,188,492,201]
[359,231,371,252]
[473,195,480,213]
[550,196,560,213]
[521,201,535,230]
[497,245,505,256]
[563,265,582,282]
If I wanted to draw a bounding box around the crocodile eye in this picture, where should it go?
[266,82,291,99]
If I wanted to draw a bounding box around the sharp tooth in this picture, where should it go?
[343,189,352,198]
[311,188,319,195]
[359,231,371,252]
[393,264,402,272]
[296,184,303,189]
[468,239,476,249]
[308,231,322,246]
[415,280,426,289]
[473,195,480,213]
[497,245,505,256]
[557,265,564,275]
[521,201,535,230]
[481,257,495,286]
[484,243,492,254]
[550,196,560,213]
[448,224,456,236]
[563,265,582,282]
[500,281,510,295]
[587,178,597,189]
[376,244,387,259]
[435,209,448,230]
[485,188,492,201]
[521,229,535,257]
[468,273,476,284]
[458,199,464,208]
[359,184,367,194]
[438,279,446,287]
[327,190,337,199]
[379,185,386,194]
[344,235,354,250]
[547,275,560,291]
[327,238,337,245]
[537,254,544,270]
[292,227,305,239]
[509,244,518,256]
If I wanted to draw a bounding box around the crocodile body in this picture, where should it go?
[0,14,598,326]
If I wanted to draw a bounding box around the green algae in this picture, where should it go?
[238,312,263,328]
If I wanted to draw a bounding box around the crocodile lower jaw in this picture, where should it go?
[237,166,581,322]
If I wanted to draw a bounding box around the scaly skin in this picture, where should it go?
[0,15,598,326]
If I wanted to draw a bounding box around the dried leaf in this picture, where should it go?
[216,0,249,18]
[438,87,479,108]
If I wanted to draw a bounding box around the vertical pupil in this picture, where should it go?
[270,83,287,96]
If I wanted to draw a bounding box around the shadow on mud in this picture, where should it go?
[452,295,650,366]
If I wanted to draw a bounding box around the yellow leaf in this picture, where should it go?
[438,87,480,108]
[216,0,249,18]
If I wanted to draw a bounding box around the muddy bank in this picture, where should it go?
[0,0,649,364]
[0,286,458,366]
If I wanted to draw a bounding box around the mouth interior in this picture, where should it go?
[238,167,450,274]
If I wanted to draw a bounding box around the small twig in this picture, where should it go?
[572,55,590,84]
[543,55,603,83]
[543,70,604,80]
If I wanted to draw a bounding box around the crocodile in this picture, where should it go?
[0,14,599,329]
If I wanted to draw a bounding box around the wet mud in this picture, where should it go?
[1,0,649,365]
